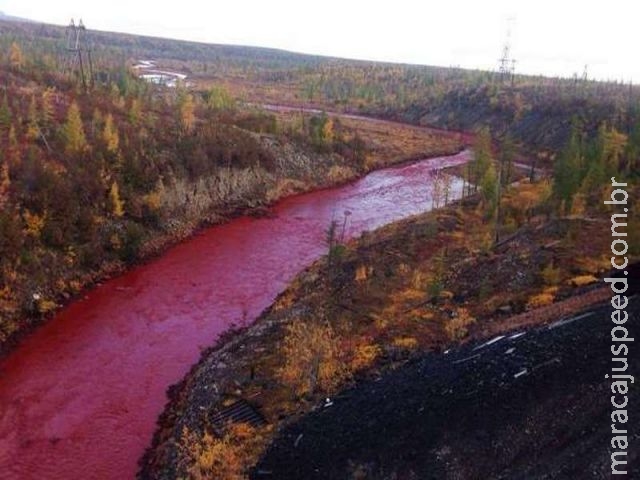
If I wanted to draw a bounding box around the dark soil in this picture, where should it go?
[253,297,639,479]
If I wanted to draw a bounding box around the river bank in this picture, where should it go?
[0,105,464,359]
[138,167,622,478]
[0,147,468,480]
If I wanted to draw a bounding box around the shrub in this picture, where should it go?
[350,343,382,371]
[278,319,348,396]
[526,292,555,309]
[541,262,561,285]
[568,275,598,287]
[444,307,476,340]
[392,336,419,349]
[180,423,266,480]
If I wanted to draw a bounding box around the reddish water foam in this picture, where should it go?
[0,151,469,479]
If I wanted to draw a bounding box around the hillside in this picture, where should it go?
[254,298,639,478]
[0,34,463,352]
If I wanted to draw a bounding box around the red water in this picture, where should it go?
[0,151,470,480]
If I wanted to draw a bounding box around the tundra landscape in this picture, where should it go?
[0,3,638,479]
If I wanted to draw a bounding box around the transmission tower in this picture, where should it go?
[64,18,94,90]
[497,18,516,85]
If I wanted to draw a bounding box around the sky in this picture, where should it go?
[1,0,638,82]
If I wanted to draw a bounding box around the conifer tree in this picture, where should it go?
[109,181,125,217]
[9,42,23,70]
[103,113,120,153]
[62,101,87,155]
[0,94,11,131]
[552,123,583,214]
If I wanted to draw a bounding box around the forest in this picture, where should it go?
[0,22,397,349]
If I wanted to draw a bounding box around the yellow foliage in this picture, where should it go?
[392,336,419,349]
[180,423,267,480]
[540,262,561,285]
[109,182,125,218]
[568,275,598,287]
[444,307,476,340]
[63,101,87,155]
[410,269,427,290]
[41,88,56,125]
[273,290,295,311]
[322,118,334,143]
[143,191,162,211]
[354,264,370,282]
[180,94,196,133]
[23,210,46,238]
[103,113,119,153]
[575,255,610,275]
[327,165,355,183]
[526,292,555,309]
[9,42,23,69]
[36,297,57,314]
[350,344,381,371]
[278,319,348,396]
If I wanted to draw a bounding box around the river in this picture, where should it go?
[0,150,470,479]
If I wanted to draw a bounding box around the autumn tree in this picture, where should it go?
[102,113,120,153]
[40,88,55,129]
[62,101,87,155]
[179,93,196,133]
[109,181,125,217]
[8,42,23,70]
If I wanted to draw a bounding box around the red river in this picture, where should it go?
[0,150,470,479]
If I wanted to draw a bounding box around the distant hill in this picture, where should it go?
[0,11,34,23]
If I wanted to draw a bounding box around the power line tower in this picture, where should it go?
[581,64,589,83]
[64,18,94,90]
[497,18,516,86]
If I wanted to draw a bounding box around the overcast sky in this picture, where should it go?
[1,0,638,82]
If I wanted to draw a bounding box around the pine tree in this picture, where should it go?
[481,162,499,218]
[62,101,87,155]
[472,127,492,192]
[552,123,583,215]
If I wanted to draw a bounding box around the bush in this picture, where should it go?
[540,262,561,285]
[278,319,348,396]
[568,275,597,287]
[526,291,555,309]
[180,423,266,480]
[350,343,381,371]
[444,307,476,340]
